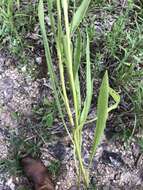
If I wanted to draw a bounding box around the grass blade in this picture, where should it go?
[90,71,109,164]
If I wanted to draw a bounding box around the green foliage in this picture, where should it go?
[48,160,61,177]
[86,1,142,138]
[0,0,20,48]
[42,113,54,128]
[0,0,37,65]
[0,133,40,177]
[70,0,91,34]
[0,158,21,176]
[105,1,143,129]
[88,183,97,190]
[79,32,93,128]
[90,72,109,163]
[1,0,142,188]
[106,15,126,58]
[33,98,57,128]
[38,0,120,187]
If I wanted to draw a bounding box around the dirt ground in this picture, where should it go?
[0,0,143,189]
[0,53,143,190]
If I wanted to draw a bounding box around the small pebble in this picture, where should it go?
[101,150,124,167]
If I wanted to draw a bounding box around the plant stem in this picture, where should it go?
[56,0,74,127]
[62,0,79,127]
[74,131,89,187]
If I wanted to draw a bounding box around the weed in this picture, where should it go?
[11,111,22,121]
[0,158,22,176]
[87,1,143,140]
[106,15,126,58]
[0,133,41,177]
[105,1,143,130]
[33,98,58,129]
[38,0,120,187]
[0,0,142,188]
[0,0,38,69]
[48,160,61,177]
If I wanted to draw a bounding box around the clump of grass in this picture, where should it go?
[0,0,21,47]
[0,0,37,63]
[38,0,120,187]
[48,160,61,177]
[33,98,58,129]
[105,1,143,130]
[88,1,143,138]
[0,133,41,177]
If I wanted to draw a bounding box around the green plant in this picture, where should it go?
[48,160,61,177]
[0,133,41,177]
[33,98,58,128]
[38,0,120,187]
[105,1,143,130]
[0,0,20,41]
[0,0,37,61]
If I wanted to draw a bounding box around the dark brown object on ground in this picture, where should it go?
[21,156,55,190]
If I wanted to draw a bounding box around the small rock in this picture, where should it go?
[45,16,51,26]
[36,57,42,64]
[132,143,140,158]
[21,65,27,73]
[5,178,15,190]
[49,142,66,161]
[101,150,124,167]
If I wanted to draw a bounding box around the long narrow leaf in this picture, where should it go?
[56,0,74,126]
[108,87,120,112]
[75,73,81,114]
[62,0,79,126]
[57,40,74,126]
[74,31,82,113]
[38,0,73,141]
[73,31,82,78]
[80,32,93,128]
[38,0,57,88]
[47,0,55,36]
[70,0,91,34]
[90,71,109,164]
